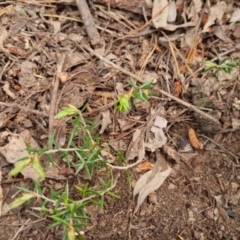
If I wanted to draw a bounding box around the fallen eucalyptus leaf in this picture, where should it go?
[133,151,172,214]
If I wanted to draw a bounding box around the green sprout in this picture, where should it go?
[9,104,120,240]
[116,79,152,112]
[205,58,240,75]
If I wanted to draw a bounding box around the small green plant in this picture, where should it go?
[205,57,240,75]
[9,78,152,239]
[116,79,152,112]
[9,104,120,239]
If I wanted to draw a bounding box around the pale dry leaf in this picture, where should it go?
[68,33,83,42]
[94,40,105,56]
[153,115,167,128]
[45,164,66,180]
[142,71,159,83]
[124,52,135,69]
[167,1,177,22]
[117,116,141,132]
[203,2,229,32]
[2,202,10,215]
[152,0,169,28]
[66,51,87,68]
[232,118,240,129]
[183,27,197,47]
[145,128,167,152]
[0,27,8,50]
[152,0,195,30]
[110,140,128,151]
[126,129,144,160]
[19,61,36,87]
[0,131,40,181]
[212,25,234,43]
[0,171,2,216]
[115,82,125,95]
[50,21,61,34]
[0,113,7,129]
[233,98,240,110]
[2,82,16,99]
[230,9,240,23]
[99,110,111,134]
[230,190,240,205]
[193,0,202,13]
[133,152,172,214]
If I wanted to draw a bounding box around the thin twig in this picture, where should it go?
[11,219,31,240]
[0,101,48,117]
[76,0,101,46]
[81,44,221,126]
[201,134,239,163]
[48,53,66,141]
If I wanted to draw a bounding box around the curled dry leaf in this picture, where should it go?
[202,2,232,32]
[133,151,172,214]
[5,44,26,57]
[136,162,154,172]
[58,72,69,83]
[99,110,111,134]
[188,128,203,150]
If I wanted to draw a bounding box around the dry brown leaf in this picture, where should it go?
[152,0,169,28]
[163,145,180,163]
[145,127,167,152]
[19,61,36,87]
[212,25,234,44]
[167,1,177,22]
[99,110,111,134]
[45,164,66,180]
[153,115,168,128]
[2,82,16,99]
[202,2,232,32]
[133,151,172,214]
[193,0,202,13]
[136,162,154,172]
[188,128,203,150]
[126,129,145,161]
[230,9,240,23]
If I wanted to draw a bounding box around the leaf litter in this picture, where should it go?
[133,150,172,214]
[1,0,240,239]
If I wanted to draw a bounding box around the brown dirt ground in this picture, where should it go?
[1,1,240,240]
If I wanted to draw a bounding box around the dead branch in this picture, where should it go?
[76,0,102,46]
[81,43,221,126]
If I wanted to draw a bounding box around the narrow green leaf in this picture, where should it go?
[55,104,79,119]
[9,158,31,176]
[32,154,45,178]
[108,191,120,199]
[9,193,35,208]
[51,216,69,226]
